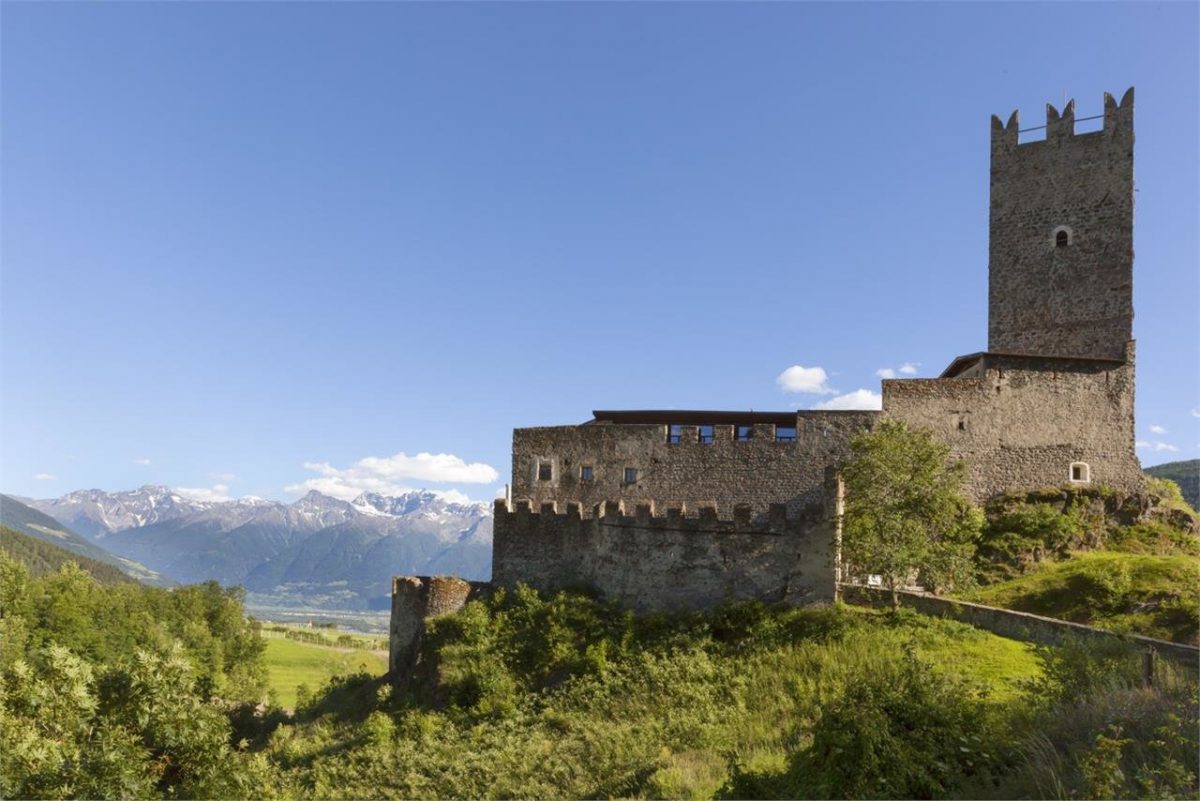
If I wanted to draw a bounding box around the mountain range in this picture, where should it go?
[11,486,493,610]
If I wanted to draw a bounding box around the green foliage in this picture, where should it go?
[0,552,277,798]
[1144,459,1200,512]
[841,421,983,601]
[0,524,132,584]
[964,551,1200,644]
[734,648,1003,799]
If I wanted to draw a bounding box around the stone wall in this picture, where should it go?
[389,575,489,680]
[988,89,1134,361]
[511,411,878,518]
[883,350,1142,502]
[491,497,835,612]
[842,584,1199,668]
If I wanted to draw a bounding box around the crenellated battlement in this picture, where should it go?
[991,87,1133,151]
[491,494,834,612]
[496,497,815,534]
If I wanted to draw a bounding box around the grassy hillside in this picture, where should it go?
[0,524,132,584]
[0,493,168,585]
[235,589,1196,800]
[1146,459,1200,511]
[962,550,1200,644]
[261,637,388,708]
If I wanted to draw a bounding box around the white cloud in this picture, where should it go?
[1192,408,1200,418]
[133,458,151,466]
[32,473,57,481]
[1136,440,1179,453]
[776,365,835,394]
[1149,424,1167,435]
[876,363,919,380]
[284,451,500,502]
[211,472,238,482]
[175,484,232,502]
[813,389,883,411]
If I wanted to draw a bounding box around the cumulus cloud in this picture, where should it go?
[1149,424,1167,435]
[133,458,151,466]
[777,365,835,394]
[813,389,883,411]
[32,473,57,481]
[175,484,232,502]
[284,451,500,502]
[876,363,919,380]
[1136,440,1179,453]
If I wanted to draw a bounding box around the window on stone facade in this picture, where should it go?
[1056,230,1069,247]
[624,467,638,484]
[668,424,683,444]
[580,465,593,481]
[1070,462,1091,483]
[736,425,753,441]
[775,426,797,443]
[698,425,714,444]
[538,462,552,481]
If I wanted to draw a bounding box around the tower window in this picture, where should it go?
[736,425,753,441]
[579,465,593,481]
[1052,225,1073,248]
[698,425,714,444]
[1069,462,1091,484]
[538,462,552,481]
[667,424,683,444]
[623,467,638,484]
[775,426,797,442]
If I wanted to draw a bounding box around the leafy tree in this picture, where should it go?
[840,420,983,607]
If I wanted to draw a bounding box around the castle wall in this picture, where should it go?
[988,90,1134,361]
[491,499,834,612]
[883,351,1142,502]
[511,411,878,518]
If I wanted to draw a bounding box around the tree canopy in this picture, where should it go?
[840,420,982,605]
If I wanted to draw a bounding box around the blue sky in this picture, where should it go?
[2,2,1197,504]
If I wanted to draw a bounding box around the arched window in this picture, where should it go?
[1053,225,1073,248]
[1069,462,1090,484]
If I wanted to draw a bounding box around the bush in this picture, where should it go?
[782,648,1003,799]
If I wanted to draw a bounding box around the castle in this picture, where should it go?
[391,89,1143,668]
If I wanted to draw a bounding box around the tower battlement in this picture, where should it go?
[988,88,1134,363]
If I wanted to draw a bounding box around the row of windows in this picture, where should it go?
[667,424,797,444]
[538,463,635,483]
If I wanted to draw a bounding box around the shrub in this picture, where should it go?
[750,648,1003,799]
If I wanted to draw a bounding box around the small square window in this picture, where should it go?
[624,467,637,484]
[538,462,552,481]
[775,426,797,443]
[1070,462,1090,483]
[698,425,714,444]
[580,466,594,481]
[736,425,753,441]
[667,424,683,444]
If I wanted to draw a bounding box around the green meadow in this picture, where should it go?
[262,635,388,708]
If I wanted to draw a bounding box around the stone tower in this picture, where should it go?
[988,88,1134,362]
